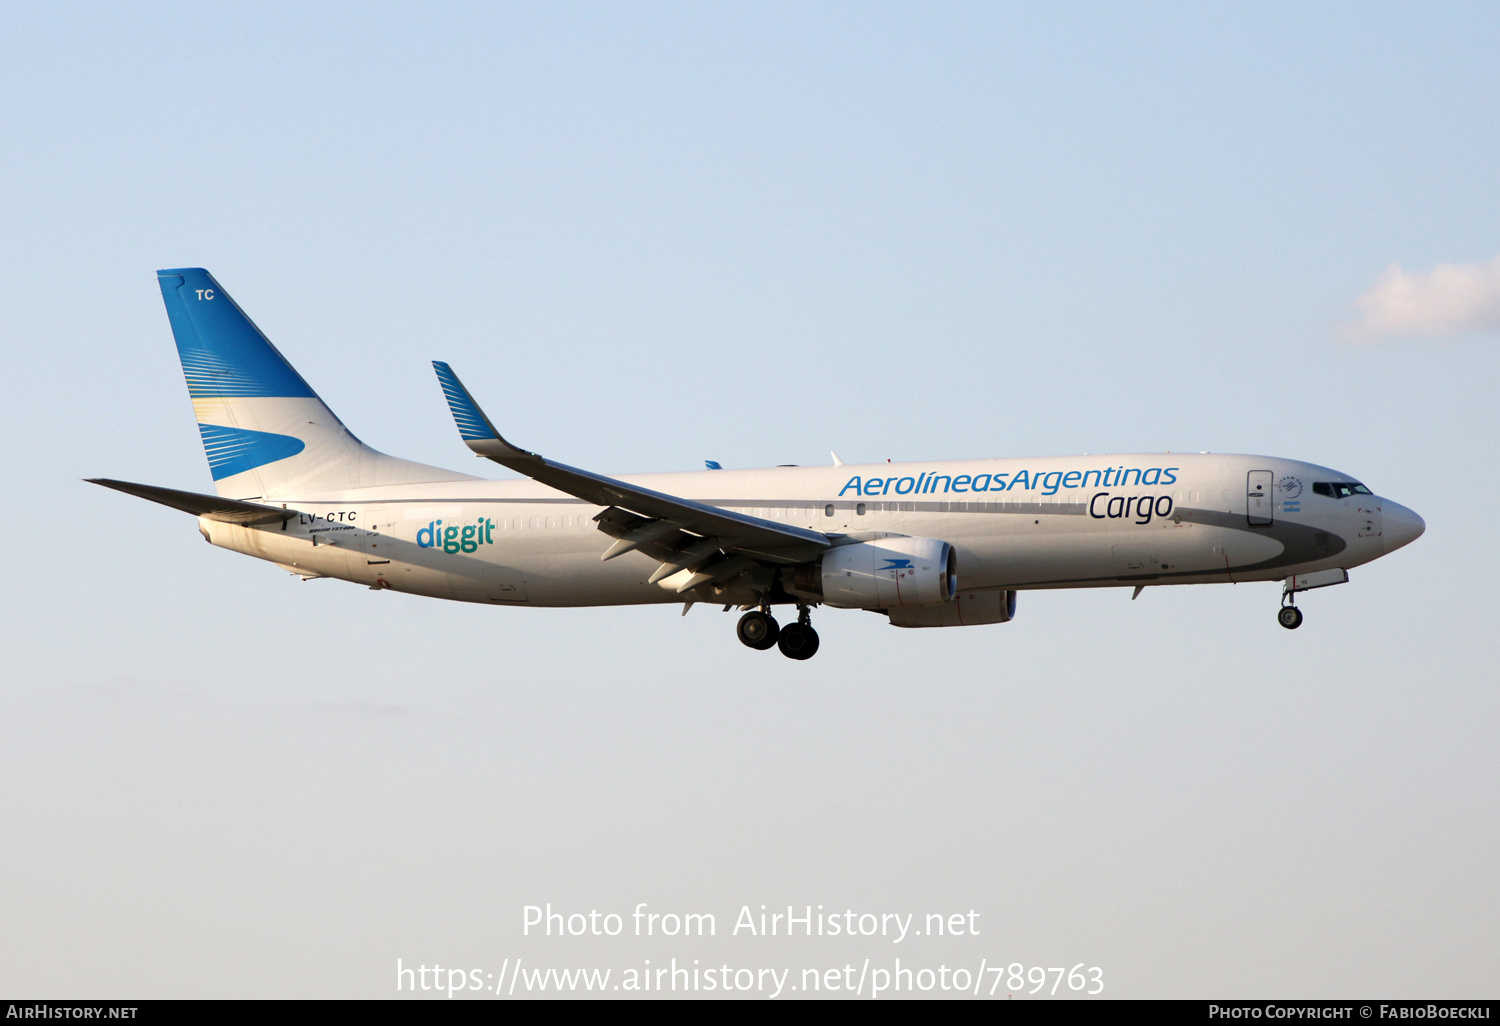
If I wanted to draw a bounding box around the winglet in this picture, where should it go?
[431,361,535,461]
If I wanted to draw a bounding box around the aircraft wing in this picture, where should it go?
[88,478,297,526]
[432,362,830,590]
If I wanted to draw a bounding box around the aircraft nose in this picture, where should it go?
[1383,501,1426,553]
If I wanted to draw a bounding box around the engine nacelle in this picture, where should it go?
[888,589,1017,628]
[816,537,957,609]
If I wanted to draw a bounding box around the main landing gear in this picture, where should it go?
[736,605,820,659]
[736,609,779,650]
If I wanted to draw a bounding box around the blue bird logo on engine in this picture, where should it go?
[880,559,915,571]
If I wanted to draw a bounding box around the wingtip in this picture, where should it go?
[431,361,499,442]
[428,362,540,462]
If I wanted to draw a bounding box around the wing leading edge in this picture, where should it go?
[431,362,829,592]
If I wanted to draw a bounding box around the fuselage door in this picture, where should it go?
[361,505,391,562]
[334,505,391,588]
[1247,470,1273,526]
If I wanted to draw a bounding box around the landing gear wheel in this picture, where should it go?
[1277,606,1304,630]
[737,610,780,650]
[777,623,820,660]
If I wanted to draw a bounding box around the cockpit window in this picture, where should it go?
[1313,481,1372,499]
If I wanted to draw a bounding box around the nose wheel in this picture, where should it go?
[1277,604,1303,630]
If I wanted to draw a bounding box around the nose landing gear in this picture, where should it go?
[1277,569,1349,629]
[1277,601,1303,630]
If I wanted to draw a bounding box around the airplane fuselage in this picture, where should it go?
[200,451,1422,611]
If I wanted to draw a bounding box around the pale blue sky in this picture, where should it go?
[1,2,1496,997]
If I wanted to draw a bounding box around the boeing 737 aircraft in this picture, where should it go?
[91,269,1425,659]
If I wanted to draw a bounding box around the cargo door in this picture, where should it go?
[484,572,529,603]
[1112,544,1160,577]
[444,517,529,603]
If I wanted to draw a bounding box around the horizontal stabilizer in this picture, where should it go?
[87,478,296,526]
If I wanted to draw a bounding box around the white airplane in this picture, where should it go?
[91,268,1425,659]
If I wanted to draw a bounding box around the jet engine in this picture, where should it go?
[795,537,957,609]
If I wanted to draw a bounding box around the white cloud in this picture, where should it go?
[1339,254,1500,342]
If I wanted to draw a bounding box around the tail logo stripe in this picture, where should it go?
[197,424,306,481]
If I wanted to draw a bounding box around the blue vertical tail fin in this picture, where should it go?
[156,268,472,497]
